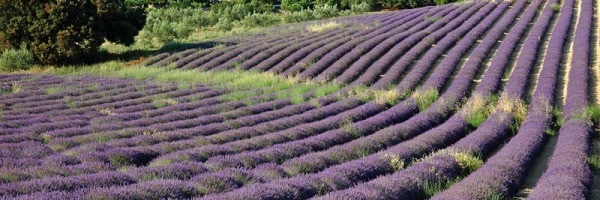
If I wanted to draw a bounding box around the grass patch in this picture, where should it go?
[152,96,179,108]
[63,96,78,109]
[416,151,484,198]
[2,81,23,94]
[590,155,600,173]
[44,86,71,94]
[569,104,600,123]
[339,117,360,137]
[585,105,600,123]
[345,85,404,106]
[424,177,461,198]
[315,84,343,99]
[413,89,439,111]
[460,93,499,128]
[452,151,483,174]
[0,88,10,94]
[307,21,340,33]
[382,153,405,171]
[86,83,98,92]
[97,108,115,116]
[495,93,528,134]
[551,3,561,12]
[403,150,484,198]
[24,62,345,105]
[309,99,322,107]
[552,107,564,127]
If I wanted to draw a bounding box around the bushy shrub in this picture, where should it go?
[312,0,373,10]
[237,13,282,28]
[214,18,234,31]
[0,0,145,65]
[135,1,372,47]
[350,2,371,14]
[135,7,216,47]
[378,0,439,9]
[125,0,210,8]
[312,0,338,8]
[313,3,340,18]
[551,3,561,12]
[341,0,373,10]
[282,0,312,11]
[282,9,316,23]
[0,46,35,72]
[211,0,272,19]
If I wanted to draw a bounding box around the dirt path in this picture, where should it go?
[591,0,600,106]
[514,134,559,199]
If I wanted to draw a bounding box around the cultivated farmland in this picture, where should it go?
[1,0,599,199]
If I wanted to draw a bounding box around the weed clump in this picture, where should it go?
[413,89,439,111]
[460,93,499,127]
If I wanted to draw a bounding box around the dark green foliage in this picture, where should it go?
[313,0,373,10]
[379,0,430,9]
[125,0,211,8]
[0,0,145,65]
[136,2,365,47]
[282,0,312,11]
[211,0,273,16]
[96,0,147,46]
[551,3,560,12]
[341,0,374,9]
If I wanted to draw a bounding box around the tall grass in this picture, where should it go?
[27,62,343,105]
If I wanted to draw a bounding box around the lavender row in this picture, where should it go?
[276,10,422,76]
[149,49,198,68]
[334,7,452,84]
[529,0,595,198]
[180,35,278,70]
[234,14,390,72]
[279,8,438,76]
[266,0,509,179]
[394,2,491,93]
[299,5,463,80]
[196,35,300,71]
[204,1,531,198]
[199,3,516,198]
[250,13,401,73]
[0,100,376,195]
[312,5,463,82]
[149,98,370,164]
[433,0,567,198]
[370,3,478,90]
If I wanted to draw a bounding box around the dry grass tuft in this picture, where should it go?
[307,21,340,33]
[496,93,528,122]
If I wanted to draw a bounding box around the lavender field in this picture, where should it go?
[1,0,599,199]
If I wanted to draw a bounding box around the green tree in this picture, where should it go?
[281,0,311,11]
[0,0,145,65]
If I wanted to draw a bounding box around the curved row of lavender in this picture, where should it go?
[1,0,598,199]
[529,0,595,198]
